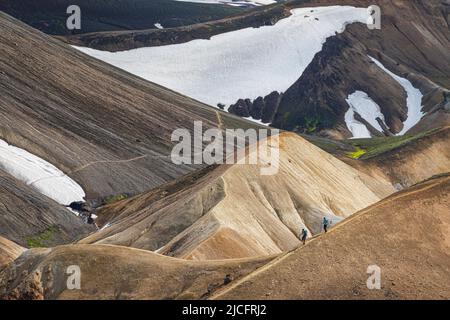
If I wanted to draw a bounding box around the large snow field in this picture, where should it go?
[75,6,369,108]
[0,139,85,206]
[345,91,387,139]
[369,56,424,135]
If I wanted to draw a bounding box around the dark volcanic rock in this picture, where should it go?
[262,92,282,124]
[228,91,281,124]
[228,99,251,118]
[250,97,264,120]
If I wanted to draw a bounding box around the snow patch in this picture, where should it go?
[74,6,369,108]
[369,56,425,135]
[100,223,111,231]
[0,139,85,206]
[345,91,387,138]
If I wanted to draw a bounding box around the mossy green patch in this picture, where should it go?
[305,116,319,133]
[346,128,442,160]
[104,194,129,205]
[347,147,367,159]
[27,226,57,248]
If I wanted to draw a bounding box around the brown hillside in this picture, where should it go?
[213,174,450,300]
[0,244,273,300]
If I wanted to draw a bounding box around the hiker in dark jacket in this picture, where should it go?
[300,228,308,245]
[323,217,329,233]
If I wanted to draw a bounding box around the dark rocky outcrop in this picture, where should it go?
[228,99,251,118]
[228,91,282,124]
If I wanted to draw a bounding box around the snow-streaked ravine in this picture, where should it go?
[75,6,369,109]
[0,139,85,206]
[345,91,387,139]
[369,56,425,135]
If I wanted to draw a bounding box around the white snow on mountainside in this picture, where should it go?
[369,56,425,135]
[345,91,387,139]
[0,139,85,206]
[75,6,369,109]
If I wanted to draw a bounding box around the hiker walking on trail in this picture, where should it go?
[323,217,329,233]
[300,228,308,245]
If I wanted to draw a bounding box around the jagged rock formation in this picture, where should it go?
[228,91,282,123]
[213,174,450,300]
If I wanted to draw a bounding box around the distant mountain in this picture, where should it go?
[67,0,450,138]
[267,0,450,138]
[0,0,244,35]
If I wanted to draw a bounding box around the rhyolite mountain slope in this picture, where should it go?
[0,11,260,202]
[213,174,450,300]
[0,10,263,251]
[0,4,449,300]
[2,174,448,300]
[79,132,394,260]
[301,126,450,190]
